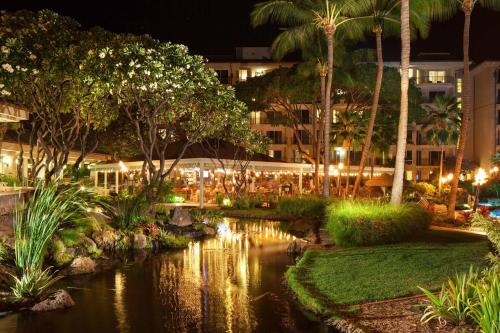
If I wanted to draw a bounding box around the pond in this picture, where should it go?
[0,219,333,333]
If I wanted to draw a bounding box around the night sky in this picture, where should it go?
[3,0,500,62]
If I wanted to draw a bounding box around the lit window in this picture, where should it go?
[332,110,338,124]
[239,69,248,81]
[428,70,447,83]
[254,68,266,77]
[250,111,261,125]
[457,78,462,94]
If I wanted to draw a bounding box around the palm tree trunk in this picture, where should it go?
[317,73,327,194]
[439,145,444,196]
[353,28,384,198]
[391,0,410,205]
[448,4,472,218]
[323,26,335,198]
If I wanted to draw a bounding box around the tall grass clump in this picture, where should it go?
[12,181,88,300]
[420,265,499,332]
[277,197,326,218]
[326,201,432,246]
[112,191,149,230]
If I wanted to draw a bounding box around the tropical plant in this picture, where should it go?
[468,266,500,333]
[350,0,430,198]
[420,265,500,332]
[113,191,149,230]
[331,109,367,194]
[423,95,461,195]
[419,267,479,326]
[12,181,88,300]
[427,0,500,217]
[251,0,366,198]
[390,0,410,204]
[277,196,327,218]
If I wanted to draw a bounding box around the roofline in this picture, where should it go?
[90,157,395,175]
[470,60,500,75]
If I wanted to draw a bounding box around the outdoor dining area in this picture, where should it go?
[89,154,395,207]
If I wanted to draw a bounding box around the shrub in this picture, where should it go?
[468,266,500,333]
[325,201,432,247]
[231,195,263,209]
[420,266,500,332]
[158,231,190,249]
[472,212,500,255]
[277,197,326,218]
[113,192,150,229]
[0,173,19,187]
[412,182,437,197]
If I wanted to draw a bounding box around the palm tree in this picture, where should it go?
[251,0,364,198]
[429,0,500,217]
[390,0,410,204]
[331,110,366,195]
[423,95,461,196]
[350,0,429,198]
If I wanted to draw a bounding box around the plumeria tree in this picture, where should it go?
[0,10,116,182]
[87,36,252,199]
[236,66,324,193]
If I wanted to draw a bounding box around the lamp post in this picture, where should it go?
[473,168,488,212]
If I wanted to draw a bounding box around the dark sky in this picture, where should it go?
[3,0,500,62]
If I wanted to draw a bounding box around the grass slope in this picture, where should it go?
[287,230,490,314]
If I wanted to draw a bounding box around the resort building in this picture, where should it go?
[208,50,466,182]
[469,61,500,169]
[207,47,296,85]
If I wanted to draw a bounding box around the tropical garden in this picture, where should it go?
[0,0,498,332]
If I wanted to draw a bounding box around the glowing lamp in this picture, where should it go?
[338,162,344,170]
[119,161,128,172]
[474,168,488,186]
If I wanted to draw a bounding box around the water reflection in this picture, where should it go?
[155,219,296,333]
[0,218,328,333]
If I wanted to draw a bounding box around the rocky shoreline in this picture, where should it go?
[0,206,219,313]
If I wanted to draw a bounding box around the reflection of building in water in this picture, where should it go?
[157,219,294,333]
[114,271,130,333]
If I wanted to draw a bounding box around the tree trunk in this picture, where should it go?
[391,0,410,205]
[345,144,351,197]
[438,145,444,196]
[353,27,384,198]
[323,25,335,198]
[448,5,472,218]
[317,73,327,194]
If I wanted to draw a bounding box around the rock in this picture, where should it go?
[133,233,151,249]
[92,228,119,250]
[169,207,193,227]
[31,290,75,312]
[202,225,217,236]
[287,240,305,256]
[67,256,96,275]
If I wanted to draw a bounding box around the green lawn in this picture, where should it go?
[287,230,490,314]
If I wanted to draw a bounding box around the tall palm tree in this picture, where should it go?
[390,0,410,204]
[251,0,363,198]
[350,0,429,198]
[429,0,500,217]
[423,95,461,195]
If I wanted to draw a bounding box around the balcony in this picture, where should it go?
[416,76,454,85]
[0,103,29,122]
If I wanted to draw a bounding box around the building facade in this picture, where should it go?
[207,49,469,181]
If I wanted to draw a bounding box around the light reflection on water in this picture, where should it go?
[0,218,329,333]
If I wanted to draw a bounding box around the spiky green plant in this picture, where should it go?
[419,267,479,326]
[468,266,500,333]
[12,181,88,300]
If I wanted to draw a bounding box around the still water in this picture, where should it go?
[0,219,332,333]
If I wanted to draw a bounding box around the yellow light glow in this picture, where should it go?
[447,173,453,181]
[338,162,344,170]
[222,198,231,207]
[329,165,334,173]
[119,161,128,172]
[332,169,339,177]
[474,168,488,186]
